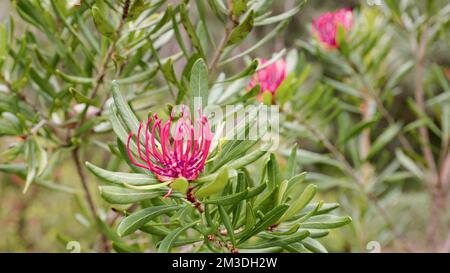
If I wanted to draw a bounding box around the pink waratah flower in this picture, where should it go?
[248,59,287,98]
[126,108,213,185]
[312,8,353,48]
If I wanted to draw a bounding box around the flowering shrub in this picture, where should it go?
[0,0,449,253]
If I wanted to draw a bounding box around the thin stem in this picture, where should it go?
[360,95,373,186]
[209,28,230,75]
[72,148,109,252]
[76,0,131,127]
[72,148,97,219]
[414,31,438,182]
[413,30,443,247]
[208,2,238,76]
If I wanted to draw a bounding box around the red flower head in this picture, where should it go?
[312,8,353,49]
[127,108,213,183]
[248,59,287,98]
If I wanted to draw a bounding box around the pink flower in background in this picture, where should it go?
[127,108,213,183]
[248,59,287,98]
[312,8,353,48]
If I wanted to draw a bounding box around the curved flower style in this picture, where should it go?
[126,109,213,183]
[248,59,287,98]
[312,8,353,48]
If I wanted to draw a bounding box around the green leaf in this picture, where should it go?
[284,172,307,202]
[16,0,47,30]
[262,91,272,105]
[285,144,298,179]
[179,3,205,58]
[99,186,180,204]
[296,202,339,219]
[336,25,349,56]
[384,0,402,21]
[139,224,171,236]
[111,82,140,134]
[245,182,267,199]
[117,205,180,237]
[283,242,311,253]
[128,0,146,20]
[204,189,249,206]
[301,237,327,253]
[384,61,414,91]
[92,4,115,37]
[189,58,209,112]
[96,217,122,242]
[226,10,254,46]
[365,124,400,160]
[208,0,228,18]
[193,168,238,184]
[240,230,309,249]
[161,58,178,84]
[231,0,247,17]
[210,140,260,172]
[112,241,141,253]
[23,139,37,194]
[279,184,317,222]
[123,181,172,191]
[254,187,278,213]
[227,84,260,104]
[116,66,158,85]
[151,5,173,35]
[218,205,236,246]
[300,215,352,229]
[218,59,258,83]
[267,153,280,191]
[227,142,271,169]
[86,162,158,185]
[108,103,137,153]
[34,178,80,195]
[29,68,56,98]
[238,205,289,244]
[323,78,362,98]
[56,70,93,85]
[0,23,7,60]
[220,21,288,65]
[158,221,198,253]
[395,149,425,180]
[277,180,288,205]
[196,166,229,198]
[270,224,300,236]
[69,87,96,105]
[442,103,450,147]
[245,203,256,230]
[296,200,323,223]
[171,177,189,194]
[275,67,311,106]
[33,135,47,176]
[254,0,306,26]
[338,119,377,145]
